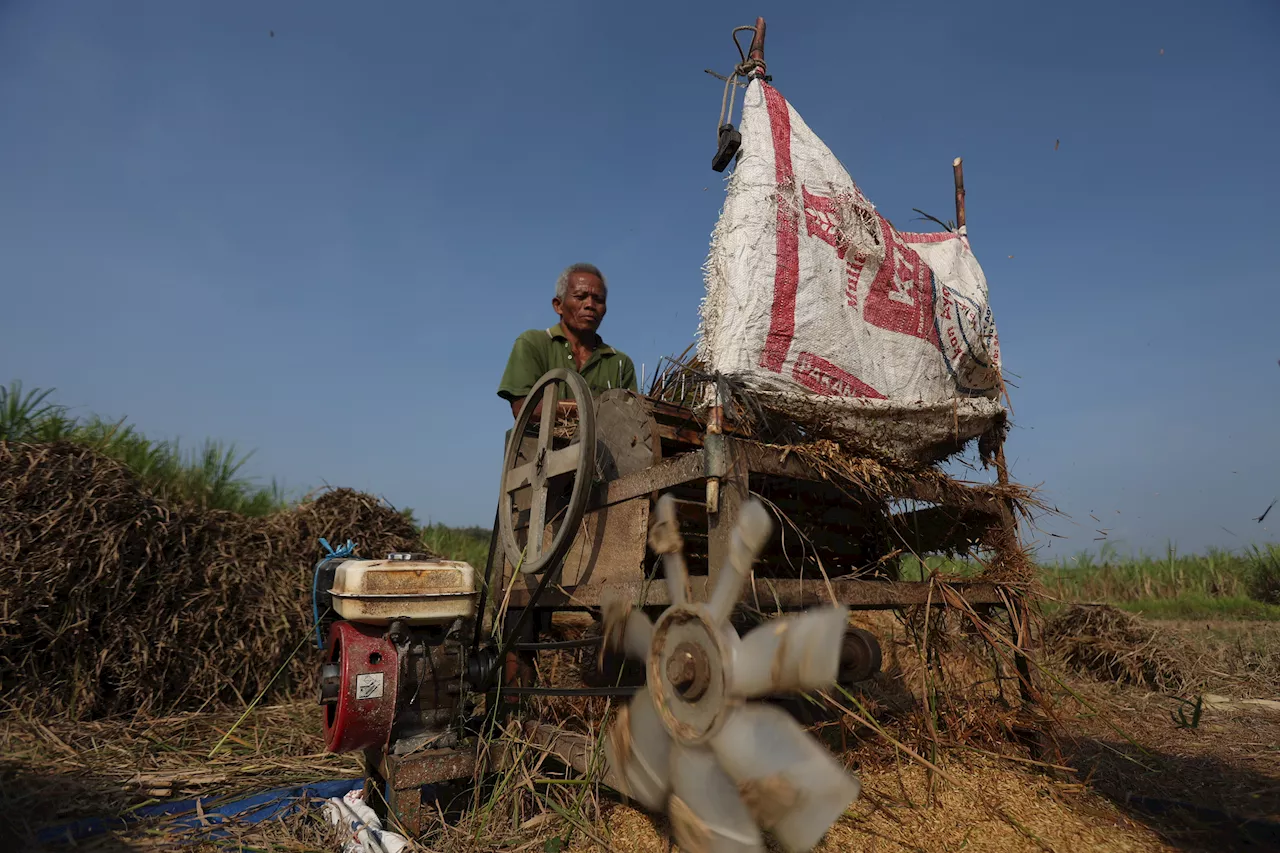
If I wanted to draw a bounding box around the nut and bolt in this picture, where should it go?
[666,641,711,701]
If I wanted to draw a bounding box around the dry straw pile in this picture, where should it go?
[1042,604,1188,691]
[0,440,420,719]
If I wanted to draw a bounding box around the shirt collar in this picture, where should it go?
[547,324,615,355]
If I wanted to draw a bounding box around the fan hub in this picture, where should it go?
[667,641,711,700]
[648,605,731,744]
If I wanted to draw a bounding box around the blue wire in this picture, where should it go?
[312,566,325,650]
[313,538,356,649]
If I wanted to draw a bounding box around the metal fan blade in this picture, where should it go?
[729,605,850,698]
[708,703,860,853]
[669,742,766,853]
[706,499,775,626]
[603,685,671,812]
[599,591,654,663]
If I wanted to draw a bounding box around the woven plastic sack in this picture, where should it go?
[700,80,1004,463]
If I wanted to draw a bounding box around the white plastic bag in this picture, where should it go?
[323,788,410,853]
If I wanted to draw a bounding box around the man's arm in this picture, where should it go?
[498,332,546,418]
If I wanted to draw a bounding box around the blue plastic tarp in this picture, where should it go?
[36,778,364,846]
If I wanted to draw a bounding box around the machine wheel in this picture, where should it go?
[497,369,597,576]
[837,626,883,685]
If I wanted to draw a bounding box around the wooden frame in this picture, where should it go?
[493,397,1024,615]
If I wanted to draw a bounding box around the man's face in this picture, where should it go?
[553,272,607,334]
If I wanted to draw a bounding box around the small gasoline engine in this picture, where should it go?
[312,550,500,789]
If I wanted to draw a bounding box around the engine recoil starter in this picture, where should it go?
[321,620,400,753]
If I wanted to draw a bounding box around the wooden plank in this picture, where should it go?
[595,450,707,508]
[511,576,1010,610]
[510,577,708,608]
[741,578,1011,609]
[554,500,649,589]
[655,421,707,447]
[706,437,748,593]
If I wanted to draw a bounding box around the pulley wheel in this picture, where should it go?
[837,627,883,685]
[497,368,597,576]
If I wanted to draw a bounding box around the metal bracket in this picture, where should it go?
[703,433,730,479]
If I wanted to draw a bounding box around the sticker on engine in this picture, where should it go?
[355,672,384,700]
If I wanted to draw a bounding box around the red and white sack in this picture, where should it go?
[699,79,1005,463]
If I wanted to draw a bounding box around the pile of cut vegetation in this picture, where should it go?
[0,440,420,719]
[1042,604,1188,691]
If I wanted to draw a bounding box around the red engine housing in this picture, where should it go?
[321,621,400,753]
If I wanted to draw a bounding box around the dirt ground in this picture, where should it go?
[4,617,1277,853]
[566,617,1280,853]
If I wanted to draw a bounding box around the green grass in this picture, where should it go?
[420,522,492,567]
[1,381,501,558]
[1110,594,1280,621]
[1,380,287,516]
[892,544,1280,620]
[898,554,980,581]
[1041,543,1280,619]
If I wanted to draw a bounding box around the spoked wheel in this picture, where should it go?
[489,369,597,713]
[497,368,597,576]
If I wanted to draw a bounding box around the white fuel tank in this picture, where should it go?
[328,555,478,626]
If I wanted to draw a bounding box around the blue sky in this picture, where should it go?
[1,1,1276,559]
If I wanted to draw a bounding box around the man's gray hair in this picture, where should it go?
[555,263,608,301]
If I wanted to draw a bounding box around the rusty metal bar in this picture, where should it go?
[377,747,476,790]
[372,746,477,836]
[953,157,966,237]
[706,437,747,592]
[747,17,767,77]
[705,404,725,513]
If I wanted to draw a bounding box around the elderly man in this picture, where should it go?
[497,263,637,418]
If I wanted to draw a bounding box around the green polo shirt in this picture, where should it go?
[497,324,637,403]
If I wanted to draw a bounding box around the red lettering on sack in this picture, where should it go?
[845,252,867,310]
[792,352,885,399]
[803,187,846,257]
[801,185,870,311]
[864,213,940,348]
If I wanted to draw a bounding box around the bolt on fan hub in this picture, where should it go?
[667,642,711,700]
[650,607,730,743]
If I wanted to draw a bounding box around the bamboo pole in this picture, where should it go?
[747,17,767,78]
[952,157,967,238]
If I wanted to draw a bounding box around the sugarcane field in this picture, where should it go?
[2,6,1277,853]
